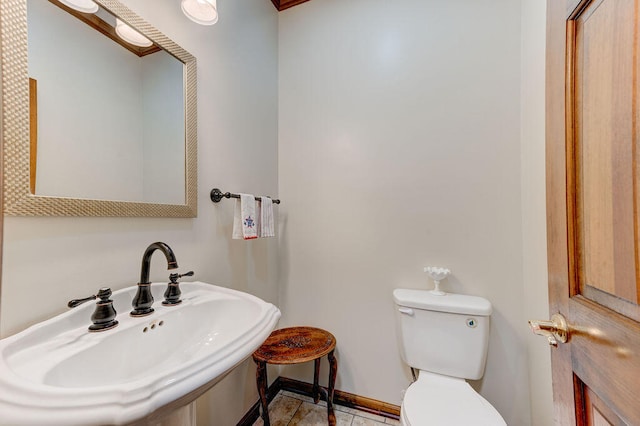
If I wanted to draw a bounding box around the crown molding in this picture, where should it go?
[270,0,311,11]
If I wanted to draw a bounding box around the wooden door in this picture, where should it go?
[545,0,640,424]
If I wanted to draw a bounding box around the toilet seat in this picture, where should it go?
[401,371,506,426]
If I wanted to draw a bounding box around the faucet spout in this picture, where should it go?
[139,242,179,284]
[131,242,179,317]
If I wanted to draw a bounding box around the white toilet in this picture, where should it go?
[393,288,506,426]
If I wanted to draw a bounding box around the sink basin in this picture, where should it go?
[0,281,281,425]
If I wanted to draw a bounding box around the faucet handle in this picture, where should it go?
[68,287,114,308]
[68,294,97,308]
[164,271,193,306]
[169,270,194,283]
[89,288,118,332]
[95,287,113,301]
[68,288,119,332]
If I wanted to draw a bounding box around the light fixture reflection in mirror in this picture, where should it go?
[58,0,98,13]
[181,0,218,25]
[115,18,153,47]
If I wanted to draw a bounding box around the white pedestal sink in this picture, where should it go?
[0,282,281,425]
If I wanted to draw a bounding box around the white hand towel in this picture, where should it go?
[260,196,275,238]
[232,193,258,240]
[256,200,262,237]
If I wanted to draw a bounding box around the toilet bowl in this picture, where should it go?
[393,288,506,426]
[400,371,506,426]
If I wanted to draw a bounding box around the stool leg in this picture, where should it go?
[327,350,337,426]
[313,358,321,404]
[255,360,270,426]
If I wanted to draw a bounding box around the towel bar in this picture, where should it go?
[210,188,281,204]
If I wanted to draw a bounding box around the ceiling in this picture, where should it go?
[270,0,312,11]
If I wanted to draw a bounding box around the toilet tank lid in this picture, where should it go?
[393,289,492,316]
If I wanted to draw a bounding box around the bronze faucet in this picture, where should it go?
[131,242,178,317]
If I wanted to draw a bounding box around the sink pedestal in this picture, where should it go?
[132,402,195,426]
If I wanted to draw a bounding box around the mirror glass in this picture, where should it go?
[2,0,197,217]
[29,0,185,204]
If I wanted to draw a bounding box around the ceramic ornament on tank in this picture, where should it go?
[424,266,451,295]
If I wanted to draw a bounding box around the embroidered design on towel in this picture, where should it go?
[244,216,255,229]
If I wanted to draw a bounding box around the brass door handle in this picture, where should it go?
[528,313,569,347]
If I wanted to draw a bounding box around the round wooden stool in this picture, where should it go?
[252,326,337,426]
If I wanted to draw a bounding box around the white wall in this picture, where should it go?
[1,0,278,424]
[521,1,553,425]
[277,1,533,425]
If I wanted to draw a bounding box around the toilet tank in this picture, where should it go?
[393,289,492,381]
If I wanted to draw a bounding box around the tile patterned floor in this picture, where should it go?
[252,391,400,426]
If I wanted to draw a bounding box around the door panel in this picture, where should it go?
[574,0,638,306]
[569,297,640,424]
[546,0,640,424]
[582,382,626,426]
